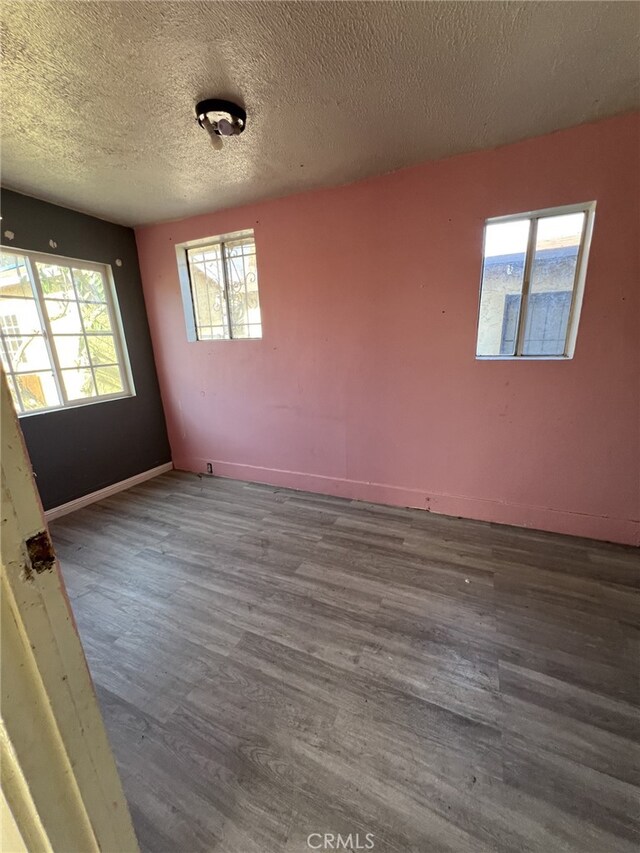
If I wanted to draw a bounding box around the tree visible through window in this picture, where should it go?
[476,203,595,358]
[0,250,132,413]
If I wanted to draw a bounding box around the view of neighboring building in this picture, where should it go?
[187,234,262,340]
[476,213,584,357]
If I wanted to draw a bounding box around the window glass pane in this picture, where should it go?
[72,268,106,302]
[521,292,573,356]
[476,219,530,356]
[0,298,42,335]
[224,238,255,257]
[80,302,112,332]
[6,375,22,412]
[53,335,90,368]
[35,263,75,299]
[230,323,249,339]
[95,365,124,395]
[45,299,83,333]
[0,253,33,298]
[198,326,229,340]
[87,335,117,364]
[499,296,521,356]
[7,335,53,373]
[188,245,231,339]
[15,372,61,410]
[522,213,584,356]
[61,367,96,400]
[225,240,262,339]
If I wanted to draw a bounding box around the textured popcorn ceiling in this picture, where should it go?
[1,1,638,226]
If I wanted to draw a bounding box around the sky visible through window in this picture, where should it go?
[484,212,585,257]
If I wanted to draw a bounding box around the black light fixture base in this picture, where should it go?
[196,99,246,137]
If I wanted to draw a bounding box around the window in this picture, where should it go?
[177,230,262,341]
[476,202,595,359]
[0,249,133,414]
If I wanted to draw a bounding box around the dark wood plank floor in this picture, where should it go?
[51,471,640,853]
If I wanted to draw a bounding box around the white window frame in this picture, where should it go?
[175,229,261,342]
[0,246,134,416]
[475,201,596,360]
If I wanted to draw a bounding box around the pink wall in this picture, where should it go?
[136,113,640,546]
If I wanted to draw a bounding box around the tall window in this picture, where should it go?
[179,231,262,341]
[0,249,132,414]
[476,202,595,359]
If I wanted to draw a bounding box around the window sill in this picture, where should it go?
[16,392,136,418]
[475,355,573,361]
[190,337,263,343]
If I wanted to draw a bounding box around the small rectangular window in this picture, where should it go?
[0,248,133,414]
[476,202,595,359]
[179,230,262,341]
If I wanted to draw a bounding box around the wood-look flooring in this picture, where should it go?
[50,471,640,853]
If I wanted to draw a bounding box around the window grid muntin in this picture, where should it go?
[187,243,232,340]
[69,265,98,396]
[476,202,593,359]
[0,248,131,414]
[28,256,70,407]
[185,234,262,341]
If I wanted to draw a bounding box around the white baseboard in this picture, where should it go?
[45,462,173,522]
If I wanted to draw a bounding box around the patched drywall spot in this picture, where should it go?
[115,258,123,267]
[48,239,57,249]
[24,530,56,580]
[4,230,15,240]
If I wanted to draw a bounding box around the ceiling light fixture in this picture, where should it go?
[196,99,246,148]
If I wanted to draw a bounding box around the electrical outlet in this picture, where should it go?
[206,463,213,475]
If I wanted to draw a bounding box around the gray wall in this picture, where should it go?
[0,189,171,510]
